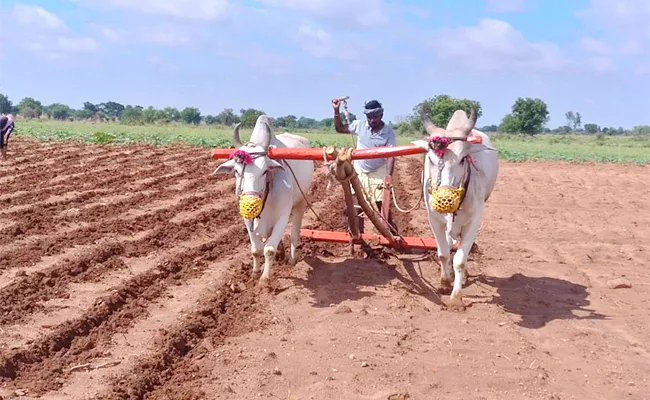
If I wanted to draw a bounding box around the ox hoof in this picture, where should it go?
[287,257,298,267]
[257,277,270,288]
[439,276,452,288]
[447,296,466,311]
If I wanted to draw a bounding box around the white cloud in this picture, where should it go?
[73,0,230,21]
[576,0,650,69]
[296,24,359,60]
[149,56,180,73]
[8,4,99,59]
[139,26,194,47]
[11,4,66,30]
[485,0,529,13]
[88,23,200,47]
[588,57,615,72]
[581,37,612,56]
[258,0,389,29]
[429,18,568,73]
[576,0,650,29]
[56,37,99,52]
[97,26,122,42]
[213,41,295,76]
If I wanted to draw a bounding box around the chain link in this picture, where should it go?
[436,158,444,189]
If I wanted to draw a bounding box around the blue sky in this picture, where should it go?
[0,0,648,128]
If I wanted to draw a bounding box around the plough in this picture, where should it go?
[210,136,482,253]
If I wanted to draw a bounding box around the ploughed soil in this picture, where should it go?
[0,137,648,400]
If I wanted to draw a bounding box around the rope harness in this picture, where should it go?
[425,136,477,216]
[227,147,272,220]
[222,133,481,241]
[223,145,348,230]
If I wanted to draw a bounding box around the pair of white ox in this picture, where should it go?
[214,111,498,305]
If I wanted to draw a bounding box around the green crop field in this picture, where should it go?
[13,119,650,165]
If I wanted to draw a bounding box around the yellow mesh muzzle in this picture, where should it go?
[239,194,263,219]
[430,186,464,214]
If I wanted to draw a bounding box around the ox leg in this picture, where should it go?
[261,214,291,284]
[431,221,453,288]
[288,201,307,266]
[244,220,264,275]
[249,231,264,276]
[450,215,482,306]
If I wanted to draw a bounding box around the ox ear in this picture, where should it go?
[213,159,236,175]
[411,139,429,150]
[266,158,285,172]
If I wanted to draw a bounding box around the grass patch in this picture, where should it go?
[490,133,650,164]
[12,120,650,165]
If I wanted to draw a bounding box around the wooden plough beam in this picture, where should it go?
[210,139,482,251]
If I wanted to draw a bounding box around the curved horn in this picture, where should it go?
[261,120,272,149]
[419,104,445,136]
[232,123,243,148]
[462,104,478,136]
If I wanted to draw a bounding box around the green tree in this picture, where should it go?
[203,115,218,124]
[497,114,520,133]
[162,107,181,122]
[499,97,549,135]
[479,124,498,132]
[142,106,158,124]
[17,97,43,118]
[0,94,13,114]
[239,108,265,128]
[98,101,125,119]
[411,95,483,134]
[73,109,93,119]
[296,116,318,129]
[275,115,297,128]
[180,107,201,124]
[121,105,144,125]
[49,103,71,120]
[215,108,240,126]
[83,102,99,115]
[565,111,582,131]
[583,123,600,134]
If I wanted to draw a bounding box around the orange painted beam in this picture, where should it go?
[299,229,439,250]
[210,136,482,161]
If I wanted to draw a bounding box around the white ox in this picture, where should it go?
[214,115,314,284]
[411,105,499,308]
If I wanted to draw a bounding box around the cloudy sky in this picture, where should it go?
[0,0,648,128]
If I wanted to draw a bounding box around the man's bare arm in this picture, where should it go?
[331,98,350,134]
[334,111,350,133]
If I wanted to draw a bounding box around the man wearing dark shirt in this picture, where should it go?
[0,114,15,160]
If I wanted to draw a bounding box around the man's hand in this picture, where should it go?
[331,98,341,110]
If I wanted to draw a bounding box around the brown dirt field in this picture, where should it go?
[1,137,649,400]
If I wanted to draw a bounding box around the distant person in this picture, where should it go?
[0,114,15,160]
[331,98,398,235]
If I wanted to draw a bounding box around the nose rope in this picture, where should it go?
[224,148,272,220]
[428,138,473,215]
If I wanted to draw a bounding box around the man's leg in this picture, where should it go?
[0,130,6,160]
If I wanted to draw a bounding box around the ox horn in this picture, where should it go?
[261,120,273,149]
[232,123,243,148]
[462,103,478,136]
[419,104,446,137]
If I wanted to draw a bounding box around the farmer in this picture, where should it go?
[0,114,15,160]
[331,98,398,235]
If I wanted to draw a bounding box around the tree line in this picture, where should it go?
[1,92,647,136]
